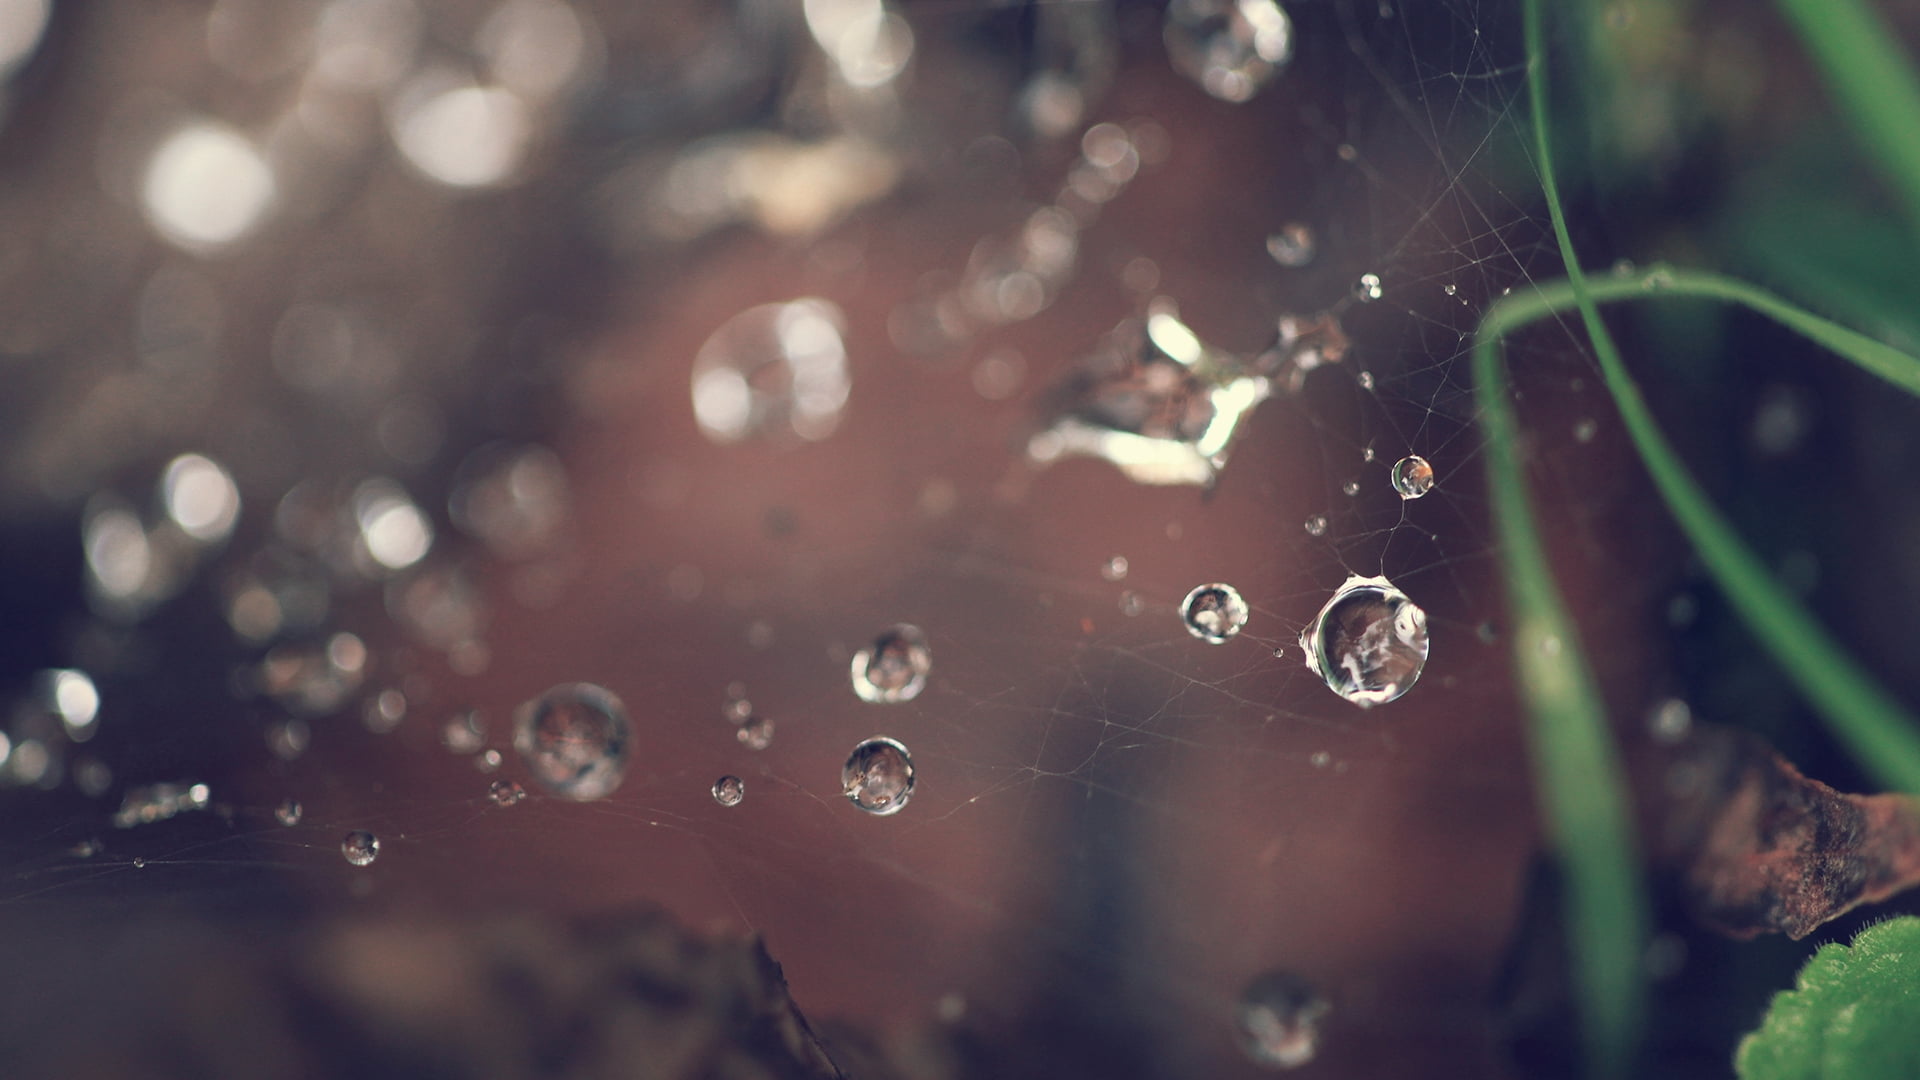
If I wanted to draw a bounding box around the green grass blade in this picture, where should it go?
[1508,3,1650,1073]
[1774,0,1920,242]
[1480,267,1920,792]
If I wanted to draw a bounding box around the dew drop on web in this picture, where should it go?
[1299,575,1430,707]
[487,779,525,807]
[341,830,379,867]
[843,737,915,816]
[1353,272,1383,301]
[1236,969,1330,1069]
[712,774,745,807]
[1179,583,1249,644]
[850,623,932,704]
[511,682,632,801]
[1303,514,1327,537]
[1390,454,1435,500]
[274,798,302,826]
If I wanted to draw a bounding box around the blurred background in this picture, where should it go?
[3,1,1920,1077]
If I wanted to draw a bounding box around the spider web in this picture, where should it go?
[0,1,1699,1076]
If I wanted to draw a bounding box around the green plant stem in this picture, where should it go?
[1479,267,1920,791]
[1774,0,1920,243]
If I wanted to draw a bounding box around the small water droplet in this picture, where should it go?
[1353,273,1383,302]
[1299,575,1429,707]
[1101,555,1131,582]
[1362,446,1376,463]
[1341,479,1360,497]
[1265,223,1316,267]
[442,709,487,754]
[712,775,745,807]
[475,748,503,772]
[723,696,754,723]
[488,779,525,807]
[736,715,774,750]
[1119,590,1146,616]
[1180,583,1250,644]
[1237,970,1330,1069]
[512,683,631,801]
[1442,283,1458,296]
[132,857,147,869]
[843,737,915,815]
[850,624,932,704]
[1309,751,1330,768]
[1390,455,1435,499]
[341,830,379,867]
[1163,0,1293,103]
[275,798,303,826]
[1304,514,1327,537]
[1356,370,1374,390]
[361,687,407,734]
[1573,418,1598,443]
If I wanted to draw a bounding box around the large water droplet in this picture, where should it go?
[691,298,851,444]
[1299,575,1429,707]
[843,737,915,815]
[1180,583,1249,644]
[1237,970,1330,1069]
[341,830,380,867]
[712,775,745,807]
[850,623,932,704]
[512,683,632,800]
[1390,455,1434,500]
[1163,0,1293,103]
[1029,300,1272,486]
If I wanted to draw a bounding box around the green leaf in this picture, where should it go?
[1737,917,1920,1080]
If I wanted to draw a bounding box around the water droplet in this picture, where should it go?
[1649,698,1692,743]
[736,715,775,750]
[112,781,211,829]
[1030,300,1273,486]
[1442,283,1458,296]
[1573,418,1598,443]
[132,857,147,869]
[1299,575,1430,707]
[1341,479,1360,497]
[1262,311,1351,394]
[266,718,311,761]
[1265,223,1315,267]
[850,624,932,704]
[1353,273,1383,302]
[449,443,570,559]
[1119,591,1146,617]
[1163,0,1294,103]
[341,830,379,867]
[142,121,276,251]
[512,683,632,801]
[1237,970,1330,1069]
[442,709,487,754]
[390,79,531,189]
[712,775,745,807]
[1101,555,1131,582]
[360,687,407,735]
[274,798,303,826]
[1309,751,1330,768]
[691,298,851,444]
[42,668,99,742]
[1356,371,1374,391]
[843,737,915,815]
[161,453,241,544]
[1303,514,1327,537]
[1180,583,1250,644]
[475,749,503,773]
[353,478,434,573]
[488,779,526,807]
[1390,455,1435,500]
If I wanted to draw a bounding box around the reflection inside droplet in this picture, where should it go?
[1180,583,1249,644]
[513,683,631,800]
[1300,575,1429,707]
[850,624,932,704]
[842,736,915,815]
